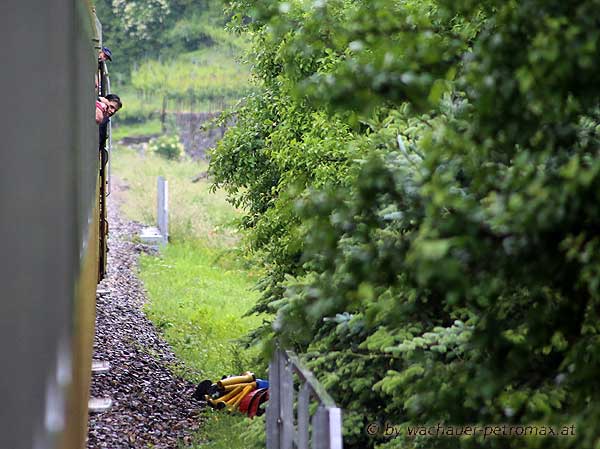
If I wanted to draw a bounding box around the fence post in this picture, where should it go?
[268,349,343,449]
[312,407,343,449]
[297,383,311,449]
[157,176,168,245]
[267,350,281,449]
[267,350,295,449]
[279,353,294,449]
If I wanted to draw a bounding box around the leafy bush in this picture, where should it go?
[148,134,184,160]
[212,1,600,449]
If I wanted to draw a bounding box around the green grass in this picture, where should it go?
[111,119,162,141]
[111,145,265,448]
[188,411,265,449]
[139,240,261,381]
[111,145,240,247]
[108,10,263,447]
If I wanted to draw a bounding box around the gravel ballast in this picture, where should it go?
[87,183,202,449]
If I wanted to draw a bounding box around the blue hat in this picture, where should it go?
[101,46,112,61]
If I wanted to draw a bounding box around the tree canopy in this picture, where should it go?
[211,1,600,448]
[94,0,224,74]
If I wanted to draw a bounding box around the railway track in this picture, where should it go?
[87,180,202,449]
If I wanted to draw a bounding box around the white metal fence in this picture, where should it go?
[267,349,343,449]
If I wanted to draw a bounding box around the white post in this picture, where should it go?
[157,177,169,245]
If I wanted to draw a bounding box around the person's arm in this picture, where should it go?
[95,107,104,124]
[97,96,111,106]
[95,101,107,125]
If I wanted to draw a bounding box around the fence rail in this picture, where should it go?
[267,349,343,449]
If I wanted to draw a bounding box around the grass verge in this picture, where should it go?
[111,119,162,142]
[111,144,264,448]
[189,411,265,449]
[111,145,240,246]
[139,240,261,381]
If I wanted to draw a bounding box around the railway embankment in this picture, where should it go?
[87,180,202,448]
[88,147,263,449]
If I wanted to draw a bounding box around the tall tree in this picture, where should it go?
[211,1,600,448]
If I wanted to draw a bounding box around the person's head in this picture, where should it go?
[104,94,122,116]
[98,46,112,62]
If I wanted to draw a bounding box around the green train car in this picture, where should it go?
[0,1,109,448]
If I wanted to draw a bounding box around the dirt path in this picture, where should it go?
[87,179,202,449]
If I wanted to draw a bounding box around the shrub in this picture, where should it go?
[212,1,600,449]
[149,134,184,160]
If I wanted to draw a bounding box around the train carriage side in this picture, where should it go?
[0,1,105,448]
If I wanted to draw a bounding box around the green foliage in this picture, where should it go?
[166,11,250,54]
[191,411,264,449]
[148,134,185,160]
[211,1,600,448]
[111,0,171,42]
[139,240,262,381]
[94,0,228,75]
[130,48,252,103]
